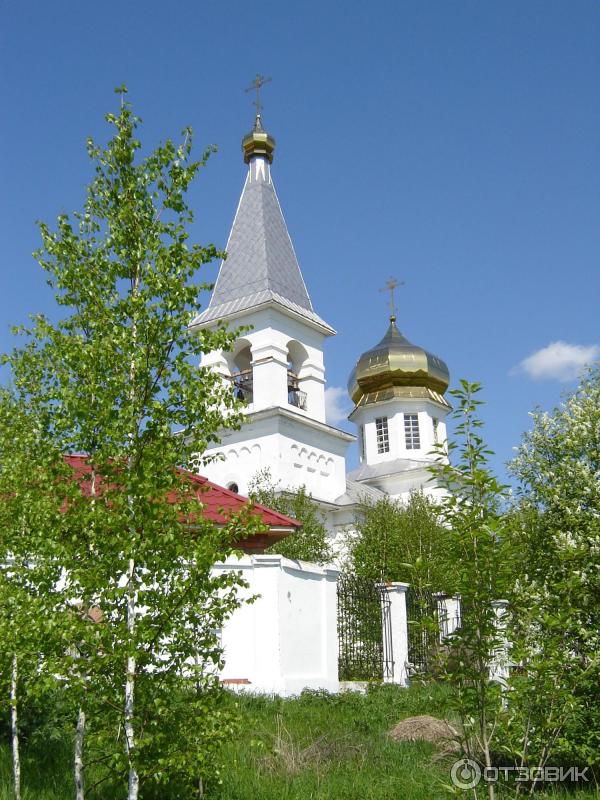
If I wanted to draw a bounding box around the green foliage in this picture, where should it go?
[430,381,510,796]
[503,367,600,774]
[1,685,598,798]
[0,89,253,796]
[348,491,454,592]
[0,684,457,800]
[248,469,333,564]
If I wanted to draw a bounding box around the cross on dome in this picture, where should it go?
[379,276,405,322]
[245,73,272,129]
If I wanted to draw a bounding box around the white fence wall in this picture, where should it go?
[211,554,340,696]
[210,561,509,696]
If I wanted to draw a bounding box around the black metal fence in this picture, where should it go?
[406,587,439,675]
[337,574,393,681]
[406,589,464,675]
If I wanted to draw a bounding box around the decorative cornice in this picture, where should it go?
[248,404,355,442]
[348,385,451,419]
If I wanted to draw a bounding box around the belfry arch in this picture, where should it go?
[227,338,253,403]
[286,339,309,410]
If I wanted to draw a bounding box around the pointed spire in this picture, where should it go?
[192,110,334,335]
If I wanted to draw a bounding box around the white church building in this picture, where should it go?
[191,110,451,545]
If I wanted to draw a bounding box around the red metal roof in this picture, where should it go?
[176,471,300,529]
[63,455,300,552]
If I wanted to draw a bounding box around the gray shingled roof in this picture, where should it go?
[334,479,386,506]
[348,458,432,482]
[194,162,333,332]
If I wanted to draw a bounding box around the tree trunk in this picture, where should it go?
[477,638,495,800]
[125,264,140,800]
[74,706,86,800]
[73,466,95,800]
[10,654,21,800]
[484,747,495,800]
[125,557,139,800]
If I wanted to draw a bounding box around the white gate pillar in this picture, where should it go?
[383,582,410,687]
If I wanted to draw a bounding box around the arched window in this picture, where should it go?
[226,481,239,494]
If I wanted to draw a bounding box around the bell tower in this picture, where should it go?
[191,98,354,503]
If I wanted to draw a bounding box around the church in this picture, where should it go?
[190,108,451,547]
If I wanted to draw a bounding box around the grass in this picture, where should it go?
[215,684,599,800]
[0,683,598,799]
[215,682,454,800]
[0,738,73,800]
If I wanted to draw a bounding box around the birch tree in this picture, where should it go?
[0,391,64,800]
[3,87,252,798]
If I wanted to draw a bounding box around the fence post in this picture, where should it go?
[435,593,462,641]
[490,599,510,687]
[383,582,410,687]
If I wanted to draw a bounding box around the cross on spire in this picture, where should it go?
[379,276,404,321]
[245,74,272,127]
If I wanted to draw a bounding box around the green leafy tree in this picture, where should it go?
[2,88,255,799]
[248,468,332,564]
[0,390,70,800]
[431,381,510,800]
[348,491,454,592]
[503,366,600,782]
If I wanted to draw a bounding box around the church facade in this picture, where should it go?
[191,112,451,547]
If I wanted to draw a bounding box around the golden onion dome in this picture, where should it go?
[348,316,450,407]
[242,113,276,164]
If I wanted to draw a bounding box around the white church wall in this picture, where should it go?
[283,430,348,503]
[202,440,266,495]
[384,477,448,504]
[211,554,340,696]
[317,505,358,566]
[204,409,351,502]
[354,399,449,466]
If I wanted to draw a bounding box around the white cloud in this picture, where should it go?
[324,386,351,425]
[512,341,599,382]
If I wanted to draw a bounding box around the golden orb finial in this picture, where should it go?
[243,74,276,164]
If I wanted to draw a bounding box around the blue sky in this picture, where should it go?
[1,0,598,482]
